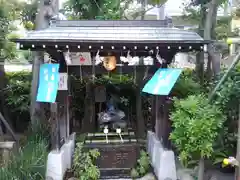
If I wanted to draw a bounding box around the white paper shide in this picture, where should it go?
[58,73,68,90]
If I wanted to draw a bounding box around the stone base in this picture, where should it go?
[147,131,177,180]
[46,133,76,180]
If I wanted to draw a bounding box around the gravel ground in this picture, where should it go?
[205,170,234,180]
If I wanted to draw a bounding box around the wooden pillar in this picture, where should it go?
[83,82,95,133]
[155,96,163,141]
[162,98,172,149]
[151,96,156,132]
[135,66,145,139]
[55,52,69,142]
[58,91,68,142]
[66,93,70,136]
[154,56,173,148]
[50,103,60,150]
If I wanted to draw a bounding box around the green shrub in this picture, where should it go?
[130,150,151,178]
[0,123,49,180]
[4,71,31,114]
[72,142,100,180]
[0,137,48,180]
[171,69,202,98]
[170,94,226,167]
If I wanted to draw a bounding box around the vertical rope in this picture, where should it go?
[133,51,136,84]
[120,50,123,82]
[80,64,83,83]
[92,52,95,83]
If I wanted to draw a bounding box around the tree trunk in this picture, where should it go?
[204,0,220,77]
[30,0,59,126]
[198,158,205,180]
[30,54,43,126]
[196,6,206,84]
[208,44,221,77]
[140,0,146,20]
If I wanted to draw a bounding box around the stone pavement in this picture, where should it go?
[69,173,156,180]
[102,173,156,180]
[206,170,234,180]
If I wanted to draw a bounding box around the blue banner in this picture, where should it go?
[142,68,182,95]
[36,64,60,103]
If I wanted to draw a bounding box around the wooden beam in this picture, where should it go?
[0,112,18,146]
[67,65,157,77]
[0,142,16,149]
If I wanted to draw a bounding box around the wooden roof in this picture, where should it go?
[13,20,209,52]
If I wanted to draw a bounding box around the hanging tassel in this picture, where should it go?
[156,50,166,65]
[95,50,102,65]
[92,52,97,83]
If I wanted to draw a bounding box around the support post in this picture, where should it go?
[154,61,171,148]
[155,96,164,142]
[136,66,145,139]
[83,82,95,132]
[66,94,70,137]
[50,103,60,151]
[0,112,18,147]
[151,96,156,132]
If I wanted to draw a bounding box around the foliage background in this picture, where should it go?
[4,65,240,170]
[3,69,201,132]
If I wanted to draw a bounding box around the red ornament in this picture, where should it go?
[79,56,85,62]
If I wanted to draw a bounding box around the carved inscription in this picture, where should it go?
[97,145,138,169]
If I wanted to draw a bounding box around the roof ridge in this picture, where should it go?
[50,20,172,28]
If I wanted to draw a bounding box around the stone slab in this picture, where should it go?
[158,151,177,180]
[46,133,76,180]
[147,131,177,180]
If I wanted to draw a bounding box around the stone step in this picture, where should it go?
[84,143,141,179]
[87,131,135,137]
[100,168,131,179]
[85,131,136,143]
[85,139,137,144]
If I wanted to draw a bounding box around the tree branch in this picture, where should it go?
[131,5,157,20]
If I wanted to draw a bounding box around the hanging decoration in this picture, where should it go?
[95,50,104,65]
[64,50,72,65]
[143,56,153,65]
[44,52,56,63]
[156,50,166,65]
[103,55,117,71]
[36,63,60,103]
[65,52,92,66]
[120,51,139,65]
[58,73,68,90]
[142,68,182,95]
[44,52,50,63]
